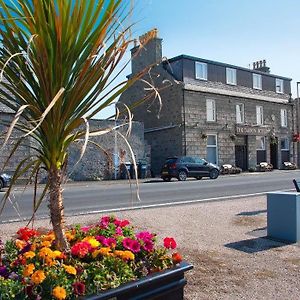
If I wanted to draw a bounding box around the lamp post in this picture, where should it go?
[297,82,300,166]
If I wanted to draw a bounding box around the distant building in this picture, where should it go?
[119,29,295,175]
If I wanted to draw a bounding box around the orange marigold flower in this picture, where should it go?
[63,264,77,275]
[53,250,62,259]
[23,263,35,277]
[65,232,75,241]
[42,233,55,242]
[31,270,46,285]
[15,239,27,250]
[39,247,53,259]
[23,251,36,259]
[122,250,135,261]
[41,240,52,247]
[98,247,111,256]
[52,286,67,300]
[45,257,56,267]
[172,252,182,264]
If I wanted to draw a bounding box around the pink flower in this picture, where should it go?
[163,237,177,249]
[136,231,153,241]
[99,216,111,229]
[96,236,116,247]
[114,219,130,228]
[142,239,154,252]
[122,238,141,253]
[80,226,92,233]
[115,227,123,235]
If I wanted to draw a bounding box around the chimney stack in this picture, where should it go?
[252,59,270,73]
[130,28,162,75]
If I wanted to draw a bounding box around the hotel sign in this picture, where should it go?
[235,125,270,136]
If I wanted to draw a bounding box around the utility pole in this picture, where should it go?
[297,82,300,166]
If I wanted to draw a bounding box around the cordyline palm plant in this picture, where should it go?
[0,0,144,251]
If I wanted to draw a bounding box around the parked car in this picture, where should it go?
[0,173,11,191]
[161,156,220,181]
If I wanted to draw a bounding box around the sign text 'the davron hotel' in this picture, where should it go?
[235,125,270,136]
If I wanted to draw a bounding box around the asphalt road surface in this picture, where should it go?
[1,170,299,223]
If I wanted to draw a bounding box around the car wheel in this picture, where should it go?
[195,176,202,180]
[178,170,187,181]
[209,169,219,179]
[0,179,3,191]
[162,177,171,182]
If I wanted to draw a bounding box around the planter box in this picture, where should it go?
[86,262,193,300]
[267,192,300,243]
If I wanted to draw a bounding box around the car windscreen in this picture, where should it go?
[165,158,177,164]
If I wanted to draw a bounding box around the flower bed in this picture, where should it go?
[0,216,183,299]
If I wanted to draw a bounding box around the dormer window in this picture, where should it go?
[195,62,207,80]
[276,78,284,94]
[253,73,262,90]
[226,68,236,85]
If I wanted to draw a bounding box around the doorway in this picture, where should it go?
[235,136,248,171]
[270,139,278,169]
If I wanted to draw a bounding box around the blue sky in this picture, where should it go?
[103,0,300,118]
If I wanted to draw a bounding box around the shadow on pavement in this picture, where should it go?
[224,237,292,254]
[236,209,267,216]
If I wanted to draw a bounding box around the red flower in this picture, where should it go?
[73,282,85,296]
[114,219,130,228]
[163,237,177,249]
[16,227,38,241]
[172,252,182,264]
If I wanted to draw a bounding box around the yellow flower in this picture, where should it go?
[63,264,77,275]
[23,263,35,277]
[24,251,36,259]
[82,237,100,248]
[52,286,67,300]
[31,270,46,285]
[53,250,62,259]
[15,239,27,250]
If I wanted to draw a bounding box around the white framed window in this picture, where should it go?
[226,68,236,85]
[256,105,263,125]
[276,78,284,94]
[280,137,289,150]
[256,136,266,150]
[253,73,262,90]
[206,134,218,164]
[195,62,207,80]
[280,109,287,127]
[236,103,244,124]
[206,99,216,122]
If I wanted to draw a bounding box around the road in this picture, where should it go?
[0,170,299,223]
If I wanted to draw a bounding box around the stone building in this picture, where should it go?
[119,30,295,175]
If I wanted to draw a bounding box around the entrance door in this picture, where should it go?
[270,140,278,169]
[235,145,248,170]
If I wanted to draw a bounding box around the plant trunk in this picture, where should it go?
[48,167,69,251]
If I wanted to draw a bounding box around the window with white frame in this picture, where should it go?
[206,99,216,122]
[236,103,244,124]
[276,78,284,94]
[280,137,289,150]
[253,73,262,90]
[195,62,207,80]
[206,134,218,164]
[280,109,287,127]
[256,105,263,125]
[256,136,265,150]
[226,68,236,85]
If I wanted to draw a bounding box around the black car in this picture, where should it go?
[161,156,220,181]
[0,173,11,191]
